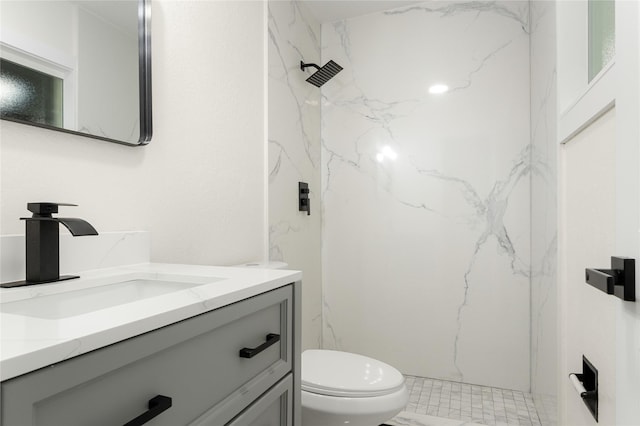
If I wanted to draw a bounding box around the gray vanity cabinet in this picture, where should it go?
[197,374,293,426]
[1,283,302,426]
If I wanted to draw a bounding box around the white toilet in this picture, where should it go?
[301,349,408,426]
[237,261,408,425]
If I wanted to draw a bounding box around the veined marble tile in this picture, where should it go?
[321,1,531,391]
[268,0,323,350]
[529,1,557,424]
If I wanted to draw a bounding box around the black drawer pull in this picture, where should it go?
[123,395,172,426]
[239,333,280,358]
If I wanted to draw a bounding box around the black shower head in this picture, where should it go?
[300,60,343,87]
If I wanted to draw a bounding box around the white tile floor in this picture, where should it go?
[387,411,485,426]
[395,376,542,426]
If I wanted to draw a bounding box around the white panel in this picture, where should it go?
[321,0,531,391]
[560,109,616,426]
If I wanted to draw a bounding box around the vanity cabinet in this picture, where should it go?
[199,374,293,426]
[1,283,301,426]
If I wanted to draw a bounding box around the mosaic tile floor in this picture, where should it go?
[393,376,542,426]
[387,411,485,426]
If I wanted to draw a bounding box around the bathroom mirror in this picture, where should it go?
[0,0,152,146]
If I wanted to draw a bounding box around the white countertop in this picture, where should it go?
[0,263,301,381]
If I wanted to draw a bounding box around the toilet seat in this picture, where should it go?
[302,349,405,398]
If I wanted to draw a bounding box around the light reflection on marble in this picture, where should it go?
[321,1,531,391]
[268,0,323,350]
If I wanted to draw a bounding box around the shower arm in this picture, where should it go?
[300,61,321,72]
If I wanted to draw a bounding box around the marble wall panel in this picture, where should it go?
[530,1,557,424]
[321,1,532,391]
[268,0,323,350]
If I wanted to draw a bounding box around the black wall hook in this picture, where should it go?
[585,256,635,301]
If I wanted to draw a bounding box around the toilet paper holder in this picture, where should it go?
[569,356,598,421]
[585,256,635,301]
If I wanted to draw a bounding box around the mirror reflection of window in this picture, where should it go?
[0,59,63,127]
[588,0,615,82]
[0,0,151,145]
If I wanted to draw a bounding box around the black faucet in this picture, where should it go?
[0,203,98,288]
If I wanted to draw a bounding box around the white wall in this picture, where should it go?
[1,0,266,267]
[529,1,558,424]
[268,0,323,350]
[320,1,532,391]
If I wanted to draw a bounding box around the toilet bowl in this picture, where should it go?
[302,349,408,426]
[236,262,407,424]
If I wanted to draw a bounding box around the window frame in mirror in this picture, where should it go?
[0,0,152,146]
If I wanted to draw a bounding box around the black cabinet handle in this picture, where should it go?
[123,395,172,426]
[239,333,280,358]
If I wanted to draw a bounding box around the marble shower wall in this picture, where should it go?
[321,1,532,391]
[268,1,323,350]
[530,1,557,424]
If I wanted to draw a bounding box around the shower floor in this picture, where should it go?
[389,376,542,426]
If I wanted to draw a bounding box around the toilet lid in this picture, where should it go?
[301,350,405,397]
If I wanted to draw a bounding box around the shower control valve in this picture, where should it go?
[299,182,310,216]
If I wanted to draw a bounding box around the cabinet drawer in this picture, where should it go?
[1,285,293,426]
[227,374,293,426]
[190,374,293,426]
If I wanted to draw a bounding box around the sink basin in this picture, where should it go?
[1,274,223,319]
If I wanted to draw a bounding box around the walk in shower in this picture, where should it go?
[268,1,557,425]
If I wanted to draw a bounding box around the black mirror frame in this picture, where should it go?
[1,0,152,147]
[138,0,152,145]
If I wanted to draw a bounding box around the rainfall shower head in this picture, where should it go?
[300,60,343,87]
